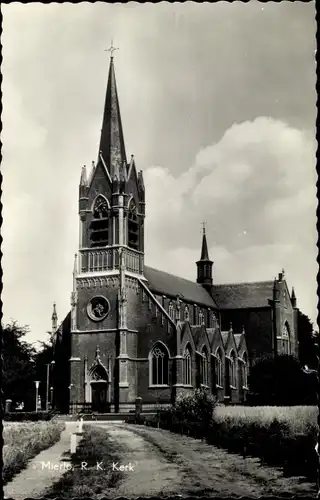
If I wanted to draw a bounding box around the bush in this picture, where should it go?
[4,411,53,421]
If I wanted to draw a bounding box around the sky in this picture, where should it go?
[2,1,317,345]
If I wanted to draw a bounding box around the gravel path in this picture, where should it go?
[92,422,316,498]
[4,423,80,500]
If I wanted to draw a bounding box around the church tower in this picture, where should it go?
[70,47,145,413]
[196,225,213,288]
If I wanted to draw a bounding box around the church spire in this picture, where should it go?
[196,223,213,287]
[98,44,127,179]
[200,223,210,260]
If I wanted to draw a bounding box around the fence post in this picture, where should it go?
[5,399,12,413]
[135,397,142,421]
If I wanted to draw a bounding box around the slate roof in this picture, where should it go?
[221,331,229,347]
[190,326,203,348]
[234,333,242,348]
[212,281,274,309]
[144,265,218,308]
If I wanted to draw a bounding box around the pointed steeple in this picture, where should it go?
[196,223,213,287]
[200,225,210,260]
[98,54,127,179]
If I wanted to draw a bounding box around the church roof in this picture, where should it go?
[190,326,203,347]
[233,333,242,348]
[221,331,229,347]
[212,281,274,309]
[144,265,218,308]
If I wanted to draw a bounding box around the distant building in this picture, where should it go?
[52,55,298,414]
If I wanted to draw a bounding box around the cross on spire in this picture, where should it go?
[201,221,206,234]
[105,39,119,59]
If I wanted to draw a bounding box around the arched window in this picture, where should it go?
[89,363,108,382]
[90,196,109,247]
[277,323,290,355]
[168,302,175,320]
[128,200,139,250]
[229,350,236,388]
[242,352,248,388]
[150,343,169,386]
[215,348,223,387]
[184,306,189,322]
[183,345,192,385]
[198,310,204,326]
[201,346,209,386]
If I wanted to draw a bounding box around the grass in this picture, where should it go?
[3,421,65,485]
[214,404,318,434]
[43,425,125,498]
[144,403,318,480]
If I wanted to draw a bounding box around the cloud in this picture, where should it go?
[144,117,317,323]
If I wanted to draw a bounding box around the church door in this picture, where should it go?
[91,381,109,413]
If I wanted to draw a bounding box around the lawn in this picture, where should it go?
[3,421,65,485]
[43,425,124,498]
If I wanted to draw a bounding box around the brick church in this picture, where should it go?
[52,54,299,414]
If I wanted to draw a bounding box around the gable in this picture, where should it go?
[212,281,274,309]
[144,266,218,309]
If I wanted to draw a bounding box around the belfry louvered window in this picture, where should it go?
[128,201,139,250]
[90,196,109,247]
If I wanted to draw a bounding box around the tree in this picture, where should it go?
[248,354,316,406]
[297,310,317,369]
[2,321,37,410]
[34,333,55,408]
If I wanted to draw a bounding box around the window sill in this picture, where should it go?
[200,384,210,388]
[215,385,223,389]
[230,385,237,390]
[148,384,170,389]
[242,386,249,391]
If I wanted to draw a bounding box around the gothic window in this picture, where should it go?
[128,200,139,250]
[150,343,169,385]
[229,350,236,388]
[183,345,192,385]
[184,306,189,322]
[277,322,291,355]
[193,305,198,325]
[90,363,108,382]
[201,346,209,386]
[199,310,205,325]
[90,196,109,247]
[242,352,248,388]
[215,348,223,387]
[168,302,175,320]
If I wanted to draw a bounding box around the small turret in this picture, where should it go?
[196,224,213,287]
[51,302,58,335]
[273,277,280,302]
[291,287,297,308]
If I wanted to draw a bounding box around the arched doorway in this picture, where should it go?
[89,363,110,413]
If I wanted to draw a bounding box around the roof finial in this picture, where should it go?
[201,221,206,235]
[105,39,119,60]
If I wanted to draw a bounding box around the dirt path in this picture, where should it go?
[92,422,316,498]
[4,423,81,500]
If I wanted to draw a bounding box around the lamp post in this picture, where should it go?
[68,384,74,414]
[50,387,54,409]
[34,381,40,413]
[46,361,55,411]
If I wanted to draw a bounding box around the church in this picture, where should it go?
[52,53,299,414]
